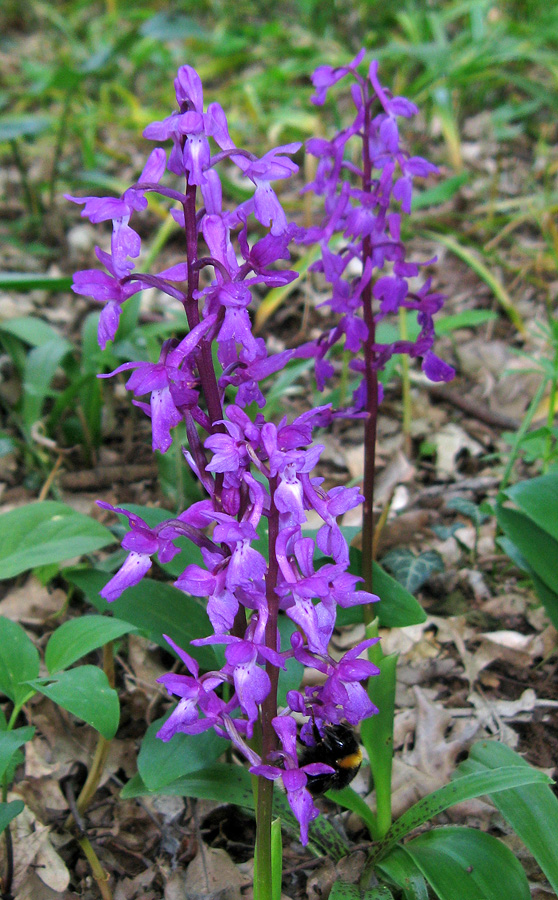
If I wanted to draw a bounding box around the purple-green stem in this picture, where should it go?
[361,87,379,610]
[256,476,280,900]
[360,86,394,836]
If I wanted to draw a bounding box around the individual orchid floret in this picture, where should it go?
[289,636,380,727]
[311,48,366,106]
[67,149,166,277]
[250,716,334,845]
[156,636,230,739]
[71,247,144,349]
[98,316,216,452]
[97,503,181,601]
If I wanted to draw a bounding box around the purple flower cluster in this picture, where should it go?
[68,63,385,844]
[297,52,454,415]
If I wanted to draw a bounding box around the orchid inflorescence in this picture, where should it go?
[67,52,452,844]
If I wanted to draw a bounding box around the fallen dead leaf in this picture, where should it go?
[183,843,243,900]
[432,423,484,478]
[0,576,66,624]
[0,796,70,894]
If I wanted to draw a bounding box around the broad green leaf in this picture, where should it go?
[0,502,114,580]
[45,616,138,673]
[329,884,361,900]
[411,173,468,211]
[455,740,558,893]
[381,549,444,595]
[0,800,25,835]
[361,651,398,841]
[376,846,429,900]
[496,505,558,594]
[503,473,558,541]
[326,784,378,837]
[0,617,39,706]
[373,766,551,862]
[372,562,427,627]
[22,338,73,429]
[27,666,119,739]
[403,826,530,900]
[0,316,63,347]
[138,713,228,790]
[0,726,35,781]
[435,309,497,334]
[338,553,426,628]
[64,569,218,670]
[362,889,394,900]
[446,496,489,526]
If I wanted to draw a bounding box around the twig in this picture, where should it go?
[425,382,520,431]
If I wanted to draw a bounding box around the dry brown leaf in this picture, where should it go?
[183,843,243,900]
[306,858,335,900]
[113,866,159,900]
[0,797,70,894]
[365,688,479,820]
[432,423,484,478]
[0,576,65,624]
[479,629,545,666]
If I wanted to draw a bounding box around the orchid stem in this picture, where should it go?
[399,307,412,457]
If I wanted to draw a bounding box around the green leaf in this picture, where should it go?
[338,553,426,628]
[64,569,218,670]
[0,316,63,347]
[373,766,551,862]
[372,561,427,627]
[503,472,558,541]
[138,713,228,791]
[361,651,398,842]
[45,616,138,673]
[326,784,378,837]
[330,884,394,900]
[496,505,558,594]
[447,496,489,526]
[0,726,35,781]
[21,338,73,429]
[380,549,443,595]
[455,740,558,893]
[403,826,530,900]
[411,173,468,211]
[0,617,40,706]
[435,309,498,334]
[329,884,361,900]
[0,502,114,580]
[362,889,394,900]
[0,800,25,835]
[376,846,429,900]
[27,666,119,739]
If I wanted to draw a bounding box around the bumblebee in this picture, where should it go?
[299,723,363,796]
